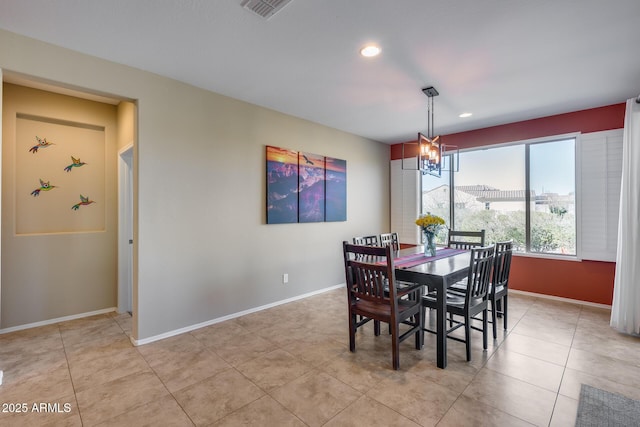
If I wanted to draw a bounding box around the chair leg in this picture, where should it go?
[491,298,498,339]
[415,312,423,349]
[503,295,508,330]
[349,314,356,352]
[374,320,380,336]
[392,323,400,370]
[482,309,488,350]
[464,315,471,361]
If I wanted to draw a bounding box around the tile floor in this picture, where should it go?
[1,289,640,426]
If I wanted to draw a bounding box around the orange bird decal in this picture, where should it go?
[71,194,95,210]
[29,136,55,153]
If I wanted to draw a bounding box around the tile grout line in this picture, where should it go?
[441,296,537,425]
[180,329,310,425]
[58,323,84,426]
[132,340,200,426]
[547,304,582,426]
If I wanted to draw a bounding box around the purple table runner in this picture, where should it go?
[393,248,467,269]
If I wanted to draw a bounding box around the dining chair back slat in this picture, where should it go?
[489,240,513,338]
[465,245,495,302]
[421,244,495,361]
[448,229,486,250]
[379,232,399,250]
[353,235,380,246]
[493,241,513,290]
[351,261,390,302]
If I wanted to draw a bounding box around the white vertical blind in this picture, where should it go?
[578,129,623,261]
[390,159,420,245]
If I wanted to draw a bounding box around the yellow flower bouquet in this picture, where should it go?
[415,213,445,234]
[416,213,445,256]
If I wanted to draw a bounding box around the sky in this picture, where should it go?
[425,138,576,195]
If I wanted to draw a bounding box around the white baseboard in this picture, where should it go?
[0,286,608,343]
[0,307,117,334]
[510,289,611,310]
[132,284,344,346]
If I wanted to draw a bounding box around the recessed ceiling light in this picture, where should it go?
[459,112,473,118]
[360,45,381,58]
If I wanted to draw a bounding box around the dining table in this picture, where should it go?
[393,245,471,369]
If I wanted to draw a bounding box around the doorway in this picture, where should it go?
[118,144,133,314]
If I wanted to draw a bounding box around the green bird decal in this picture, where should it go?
[64,156,87,172]
[31,179,57,197]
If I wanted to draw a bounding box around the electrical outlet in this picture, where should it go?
[283,273,288,284]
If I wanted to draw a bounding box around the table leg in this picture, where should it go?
[436,282,447,368]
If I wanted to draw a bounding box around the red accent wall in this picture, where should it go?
[391,103,625,305]
[510,257,616,305]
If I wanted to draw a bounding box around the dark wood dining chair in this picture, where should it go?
[379,232,399,250]
[447,229,486,295]
[353,235,380,246]
[421,244,495,361]
[489,240,513,339]
[343,242,423,370]
[447,229,486,250]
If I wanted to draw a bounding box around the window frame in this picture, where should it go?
[423,132,581,260]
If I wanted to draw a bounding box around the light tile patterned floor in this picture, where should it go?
[1,289,639,426]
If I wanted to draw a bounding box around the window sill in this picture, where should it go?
[513,252,581,262]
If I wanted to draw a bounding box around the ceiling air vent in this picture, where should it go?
[241,0,293,19]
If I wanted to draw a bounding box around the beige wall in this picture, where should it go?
[2,83,118,328]
[0,29,390,340]
[117,101,135,151]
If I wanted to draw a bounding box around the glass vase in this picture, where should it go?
[424,231,437,257]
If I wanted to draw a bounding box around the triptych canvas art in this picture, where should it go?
[266,146,346,224]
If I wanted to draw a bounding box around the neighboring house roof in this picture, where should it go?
[455,186,534,202]
[426,184,572,204]
[455,185,500,193]
[469,190,535,202]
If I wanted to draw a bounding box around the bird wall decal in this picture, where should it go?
[29,136,55,153]
[30,179,57,197]
[64,156,87,172]
[71,194,95,210]
[302,154,314,165]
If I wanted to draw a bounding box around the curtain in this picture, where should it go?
[610,98,640,335]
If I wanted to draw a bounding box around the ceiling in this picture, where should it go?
[1,0,639,144]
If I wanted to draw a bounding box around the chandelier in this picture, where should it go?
[418,86,441,176]
[402,86,458,177]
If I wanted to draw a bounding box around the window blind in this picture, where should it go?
[390,159,421,245]
[578,129,623,261]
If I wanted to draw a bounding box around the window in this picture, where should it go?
[401,129,621,261]
[529,139,576,255]
[422,137,576,256]
[421,168,450,244]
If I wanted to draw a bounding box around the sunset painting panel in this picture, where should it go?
[266,146,299,224]
[325,157,347,221]
[298,152,325,222]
